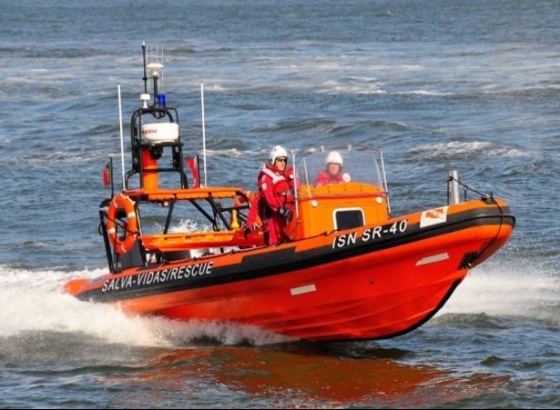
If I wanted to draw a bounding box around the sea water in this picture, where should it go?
[0,0,559,408]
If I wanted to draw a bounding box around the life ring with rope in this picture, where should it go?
[106,193,139,255]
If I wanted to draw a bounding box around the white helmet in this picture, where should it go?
[268,145,288,165]
[326,151,343,166]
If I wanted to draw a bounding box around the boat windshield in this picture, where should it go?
[292,143,388,197]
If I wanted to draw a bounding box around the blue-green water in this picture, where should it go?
[0,0,559,408]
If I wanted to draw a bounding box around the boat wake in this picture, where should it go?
[0,265,293,348]
[439,259,560,327]
[0,260,556,349]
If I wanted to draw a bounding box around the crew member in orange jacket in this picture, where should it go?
[247,145,295,245]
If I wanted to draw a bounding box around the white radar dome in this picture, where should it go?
[141,122,179,143]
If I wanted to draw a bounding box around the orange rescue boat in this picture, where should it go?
[63,44,515,342]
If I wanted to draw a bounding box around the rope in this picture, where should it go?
[446,175,495,203]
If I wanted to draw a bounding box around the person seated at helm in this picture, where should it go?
[246,145,295,245]
[314,150,351,187]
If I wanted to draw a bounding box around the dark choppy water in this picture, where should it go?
[1,0,559,408]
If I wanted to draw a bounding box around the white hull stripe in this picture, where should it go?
[416,252,450,266]
[290,284,317,296]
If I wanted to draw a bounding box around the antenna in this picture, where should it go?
[118,83,125,189]
[160,44,164,92]
[140,42,150,108]
[201,81,207,187]
[142,42,148,94]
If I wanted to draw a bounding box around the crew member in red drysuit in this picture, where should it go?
[246,145,295,245]
[314,150,351,187]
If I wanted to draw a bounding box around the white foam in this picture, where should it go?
[2,256,555,347]
[0,265,292,347]
[408,140,534,159]
[440,261,559,322]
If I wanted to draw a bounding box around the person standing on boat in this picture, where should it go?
[247,145,295,245]
[315,150,351,187]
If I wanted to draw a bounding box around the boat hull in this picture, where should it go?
[64,199,514,341]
